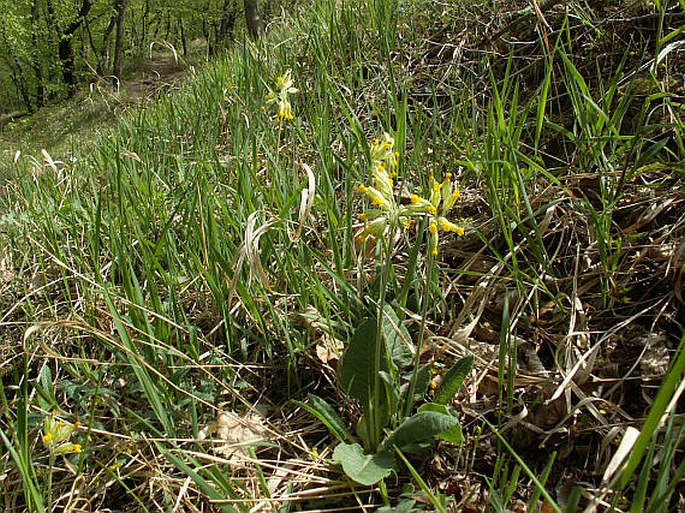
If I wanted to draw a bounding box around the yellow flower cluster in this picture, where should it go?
[42,414,81,455]
[357,134,463,256]
[423,172,465,256]
[264,69,298,123]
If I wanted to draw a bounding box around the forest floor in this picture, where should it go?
[0,43,199,177]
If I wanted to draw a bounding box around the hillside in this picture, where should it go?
[1,1,684,511]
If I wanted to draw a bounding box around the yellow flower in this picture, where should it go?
[356,135,464,257]
[55,443,82,455]
[42,414,81,455]
[357,217,388,242]
[370,133,398,176]
[423,173,465,256]
[264,69,298,123]
[438,217,464,234]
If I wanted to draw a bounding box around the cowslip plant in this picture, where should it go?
[42,414,82,456]
[301,132,473,486]
[263,69,298,123]
[41,413,82,509]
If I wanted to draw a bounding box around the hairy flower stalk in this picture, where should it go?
[264,69,298,123]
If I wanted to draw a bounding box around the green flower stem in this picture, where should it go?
[403,243,436,419]
[366,220,398,451]
[46,450,55,511]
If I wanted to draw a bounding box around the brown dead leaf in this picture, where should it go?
[198,410,268,462]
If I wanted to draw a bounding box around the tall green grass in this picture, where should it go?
[1,0,683,510]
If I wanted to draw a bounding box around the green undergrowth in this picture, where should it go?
[0,93,115,180]
[1,0,684,511]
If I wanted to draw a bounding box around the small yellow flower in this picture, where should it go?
[424,173,465,255]
[55,443,81,455]
[407,194,434,214]
[357,217,388,242]
[42,414,81,455]
[264,69,298,123]
[356,134,464,257]
[370,133,398,176]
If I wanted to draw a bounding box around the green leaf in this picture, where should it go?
[418,403,464,445]
[433,355,474,405]
[382,411,459,451]
[376,499,418,513]
[332,442,395,486]
[296,394,354,444]
[340,317,382,404]
[381,304,413,368]
[403,364,431,404]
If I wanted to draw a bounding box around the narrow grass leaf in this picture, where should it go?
[0,430,46,513]
[395,447,447,513]
[618,335,685,488]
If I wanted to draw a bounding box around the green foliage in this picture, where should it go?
[1,0,684,510]
[433,355,475,406]
[332,443,396,486]
[325,296,473,484]
[340,316,383,407]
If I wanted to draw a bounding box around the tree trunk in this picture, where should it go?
[244,0,262,40]
[99,12,117,76]
[112,0,128,83]
[179,19,187,56]
[59,38,76,94]
[60,0,95,96]
[14,60,34,112]
[141,0,150,46]
[31,0,45,108]
[217,0,237,47]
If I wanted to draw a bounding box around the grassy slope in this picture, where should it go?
[1,1,684,511]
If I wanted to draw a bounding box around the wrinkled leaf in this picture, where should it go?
[340,318,382,404]
[418,403,464,445]
[381,304,413,368]
[376,499,418,513]
[332,442,395,486]
[433,355,474,405]
[382,411,460,451]
[403,364,431,404]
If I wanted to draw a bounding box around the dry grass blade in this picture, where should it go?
[292,162,316,243]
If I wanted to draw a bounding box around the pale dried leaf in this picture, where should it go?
[639,334,669,379]
[199,410,268,462]
[602,426,640,484]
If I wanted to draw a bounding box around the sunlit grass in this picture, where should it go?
[1,0,684,511]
